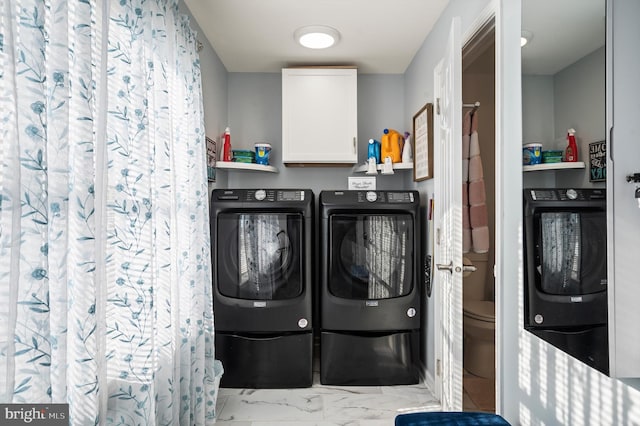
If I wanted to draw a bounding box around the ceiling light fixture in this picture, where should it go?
[294,25,340,49]
[521,30,533,48]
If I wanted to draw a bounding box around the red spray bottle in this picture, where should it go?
[222,127,232,162]
[565,128,578,162]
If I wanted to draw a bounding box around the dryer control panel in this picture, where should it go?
[321,190,418,206]
[355,191,414,203]
[216,189,307,202]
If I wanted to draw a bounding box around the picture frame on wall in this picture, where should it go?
[206,136,216,182]
[589,140,606,182]
[413,103,434,181]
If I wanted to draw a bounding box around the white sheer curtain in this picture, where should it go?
[0,0,222,424]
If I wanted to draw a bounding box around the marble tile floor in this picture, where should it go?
[214,378,440,425]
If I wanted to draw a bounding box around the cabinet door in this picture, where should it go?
[282,68,357,164]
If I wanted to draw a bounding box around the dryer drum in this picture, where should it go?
[332,214,412,300]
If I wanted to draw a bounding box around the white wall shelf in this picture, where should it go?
[523,161,585,172]
[353,162,414,173]
[215,161,278,173]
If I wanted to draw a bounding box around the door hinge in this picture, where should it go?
[436,359,442,377]
[436,98,441,115]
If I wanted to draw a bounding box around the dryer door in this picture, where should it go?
[217,212,303,300]
[329,213,414,300]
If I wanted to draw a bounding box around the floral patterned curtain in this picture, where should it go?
[0,0,222,424]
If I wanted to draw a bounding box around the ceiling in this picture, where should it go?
[184,0,606,76]
[183,0,449,74]
[522,0,605,75]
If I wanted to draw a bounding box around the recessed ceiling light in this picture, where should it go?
[294,25,340,49]
[521,30,533,47]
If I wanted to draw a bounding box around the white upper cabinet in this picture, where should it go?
[282,68,358,165]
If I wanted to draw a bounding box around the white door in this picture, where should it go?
[433,17,463,411]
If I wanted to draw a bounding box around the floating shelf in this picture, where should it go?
[215,161,278,173]
[523,161,585,172]
[353,162,414,173]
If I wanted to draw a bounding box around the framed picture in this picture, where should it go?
[413,103,434,181]
[589,140,606,182]
[206,136,216,182]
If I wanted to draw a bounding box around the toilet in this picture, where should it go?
[463,252,495,379]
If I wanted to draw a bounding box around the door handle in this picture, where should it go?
[463,265,477,273]
[437,262,454,273]
[436,262,464,274]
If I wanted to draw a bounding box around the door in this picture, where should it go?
[433,17,463,411]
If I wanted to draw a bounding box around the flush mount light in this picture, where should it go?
[294,25,340,49]
[521,30,533,47]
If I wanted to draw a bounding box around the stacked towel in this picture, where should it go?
[463,110,490,253]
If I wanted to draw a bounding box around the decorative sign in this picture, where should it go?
[348,176,376,190]
[413,103,434,181]
[206,136,216,182]
[589,141,606,182]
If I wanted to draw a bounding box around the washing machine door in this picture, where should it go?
[217,212,303,300]
[329,213,414,299]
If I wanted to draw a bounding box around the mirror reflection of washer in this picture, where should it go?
[210,189,314,388]
[523,188,608,375]
[319,190,422,385]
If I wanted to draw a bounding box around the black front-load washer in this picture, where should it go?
[319,190,422,385]
[210,188,314,388]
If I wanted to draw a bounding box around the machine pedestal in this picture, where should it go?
[216,332,313,388]
[320,330,420,386]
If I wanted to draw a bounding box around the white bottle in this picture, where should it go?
[401,132,413,163]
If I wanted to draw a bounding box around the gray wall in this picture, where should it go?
[554,46,606,189]
[522,75,555,147]
[179,1,229,189]
[522,46,606,190]
[222,72,411,194]
[522,75,556,188]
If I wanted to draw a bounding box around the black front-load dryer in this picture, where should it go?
[210,188,314,388]
[319,190,422,386]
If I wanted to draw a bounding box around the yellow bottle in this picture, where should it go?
[381,128,402,163]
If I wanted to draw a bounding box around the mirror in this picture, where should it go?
[522,0,606,189]
[521,0,608,375]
